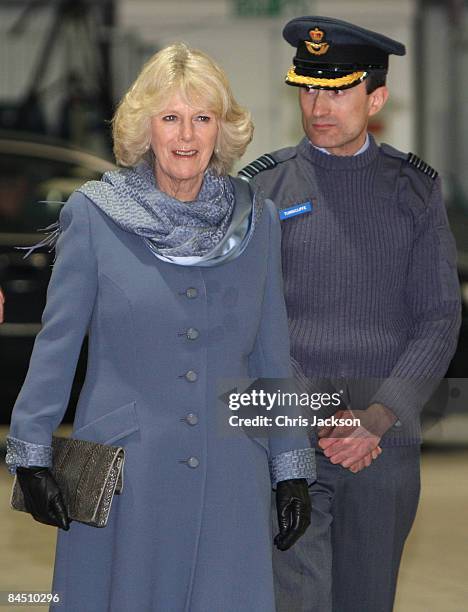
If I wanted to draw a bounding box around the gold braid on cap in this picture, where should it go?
[286,67,367,88]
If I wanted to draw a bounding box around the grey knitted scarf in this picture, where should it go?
[17,161,262,267]
[79,160,236,258]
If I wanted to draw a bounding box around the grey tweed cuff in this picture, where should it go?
[5,436,53,474]
[269,447,316,487]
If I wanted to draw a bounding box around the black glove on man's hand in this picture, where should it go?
[16,466,70,530]
[274,478,311,551]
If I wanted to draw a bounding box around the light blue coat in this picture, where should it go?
[6,185,314,612]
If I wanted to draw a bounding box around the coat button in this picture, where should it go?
[184,370,198,382]
[187,456,199,468]
[185,413,199,426]
[185,287,198,299]
[393,419,402,428]
[186,327,199,340]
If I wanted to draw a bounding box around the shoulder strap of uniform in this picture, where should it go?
[406,152,438,180]
[380,143,438,180]
[238,154,277,179]
[238,146,297,180]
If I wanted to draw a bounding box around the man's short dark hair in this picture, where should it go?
[365,71,387,94]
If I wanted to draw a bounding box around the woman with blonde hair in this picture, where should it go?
[6,43,314,611]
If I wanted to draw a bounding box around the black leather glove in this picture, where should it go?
[16,466,70,530]
[274,478,311,551]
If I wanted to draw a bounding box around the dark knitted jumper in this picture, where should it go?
[248,134,461,445]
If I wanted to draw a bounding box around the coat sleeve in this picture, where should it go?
[5,192,98,474]
[370,176,461,426]
[248,199,315,486]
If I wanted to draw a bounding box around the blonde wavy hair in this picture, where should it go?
[112,42,253,175]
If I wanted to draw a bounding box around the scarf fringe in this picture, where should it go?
[15,201,65,261]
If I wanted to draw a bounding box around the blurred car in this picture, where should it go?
[0,132,115,423]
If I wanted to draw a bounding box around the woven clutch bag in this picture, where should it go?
[10,435,125,528]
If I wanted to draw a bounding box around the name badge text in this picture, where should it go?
[279,201,313,221]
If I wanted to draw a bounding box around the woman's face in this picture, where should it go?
[149,91,219,199]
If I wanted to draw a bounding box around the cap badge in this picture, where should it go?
[305,28,330,56]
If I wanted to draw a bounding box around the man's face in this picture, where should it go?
[299,81,389,156]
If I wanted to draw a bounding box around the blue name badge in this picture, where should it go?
[279,201,313,221]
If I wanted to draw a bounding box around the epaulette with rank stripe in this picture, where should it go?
[238,154,277,179]
[407,153,438,179]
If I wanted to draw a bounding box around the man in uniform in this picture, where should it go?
[239,16,461,612]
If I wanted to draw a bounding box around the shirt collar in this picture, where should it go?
[310,133,370,156]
